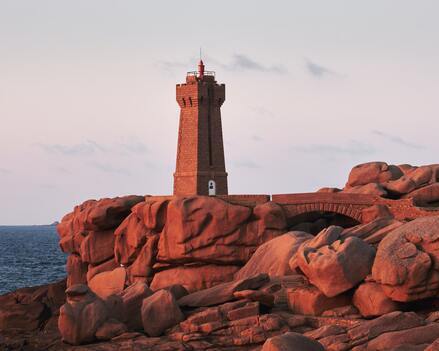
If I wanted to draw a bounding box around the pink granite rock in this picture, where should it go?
[235,231,312,280]
[347,162,402,187]
[58,285,108,345]
[141,289,184,337]
[262,332,324,351]
[151,264,240,293]
[88,267,127,299]
[372,216,439,301]
[353,282,400,317]
[295,226,375,297]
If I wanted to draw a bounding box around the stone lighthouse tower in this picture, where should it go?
[173,60,228,196]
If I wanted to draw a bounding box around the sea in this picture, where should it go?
[0,225,67,295]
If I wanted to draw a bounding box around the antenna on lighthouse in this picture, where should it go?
[198,47,205,78]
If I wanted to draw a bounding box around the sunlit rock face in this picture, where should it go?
[4,162,439,350]
[57,195,289,294]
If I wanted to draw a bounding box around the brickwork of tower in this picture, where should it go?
[173,61,228,196]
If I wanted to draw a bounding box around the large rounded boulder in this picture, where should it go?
[346,162,402,188]
[262,332,324,351]
[294,226,375,297]
[58,285,108,345]
[235,231,312,280]
[157,197,287,265]
[372,216,439,302]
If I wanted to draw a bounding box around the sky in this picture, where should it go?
[1,0,439,224]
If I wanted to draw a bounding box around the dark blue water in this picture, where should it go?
[0,225,67,295]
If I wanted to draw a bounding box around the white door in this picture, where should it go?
[208,180,216,196]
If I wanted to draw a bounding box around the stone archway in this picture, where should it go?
[287,202,364,224]
[287,210,361,235]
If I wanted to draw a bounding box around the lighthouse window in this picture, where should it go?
[208,180,216,196]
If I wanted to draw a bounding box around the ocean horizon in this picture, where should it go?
[0,225,67,295]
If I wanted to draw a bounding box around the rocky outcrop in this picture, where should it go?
[286,284,351,316]
[117,282,153,330]
[235,231,312,280]
[151,264,240,293]
[352,282,400,318]
[403,183,439,206]
[343,162,439,205]
[178,273,269,307]
[346,162,402,187]
[58,285,108,345]
[0,280,65,332]
[262,332,324,351]
[6,163,439,350]
[80,229,115,265]
[114,199,168,266]
[58,195,289,295]
[58,196,145,287]
[293,226,375,297]
[141,290,184,336]
[157,198,287,265]
[372,216,439,301]
[95,319,127,341]
[341,217,403,245]
[88,267,127,299]
[66,254,88,287]
[366,323,439,350]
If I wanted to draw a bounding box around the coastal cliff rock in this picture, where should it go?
[293,226,375,297]
[343,162,439,203]
[372,216,439,301]
[58,285,108,345]
[157,198,287,265]
[150,264,240,292]
[141,289,184,336]
[352,282,400,317]
[261,332,324,351]
[58,195,144,288]
[4,161,439,350]
[346,162,402,187]
[58,195,289,293]
[234,231,313,280]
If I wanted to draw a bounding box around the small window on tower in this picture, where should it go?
[208,180,216,196]
[182,98,186,107]
[189,97,193,106]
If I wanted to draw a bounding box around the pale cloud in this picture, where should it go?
[117,140,148,155]
[372,130,424,150]
[0,168,11,175]
[155,59,190,76]
[1,1,438,225]
[37,140,98,156]
[250,106,276,119]
[221,54,287,74]
[37,140,148,157]
[305,59,337,78]
[293,141,375,156]
[157,54,287,75]
[89,161,131,176]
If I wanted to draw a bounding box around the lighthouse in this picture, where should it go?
[173,60,228,196]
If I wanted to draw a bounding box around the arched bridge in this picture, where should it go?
[150,193,439,225]
[271,193,425,224]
